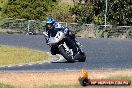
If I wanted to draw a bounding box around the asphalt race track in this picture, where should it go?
[0,34,132,71]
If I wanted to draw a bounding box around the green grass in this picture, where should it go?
[39,84,131,88]
[0,83,15,88]
[39,76,132,88]
[0,45,49,65]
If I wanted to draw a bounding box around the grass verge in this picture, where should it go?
[40,84,131,88]
[0,45,49,65]
[0,70,131,88]
[0,83,15,88]
[39,76,132,88]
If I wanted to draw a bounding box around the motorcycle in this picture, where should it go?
[45,31,86,63]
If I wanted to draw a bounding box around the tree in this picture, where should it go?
[0,0,8,18]
[71,0,132,25]
[70,2,95,24]
[107,0,132,25]
[4,0,56,20]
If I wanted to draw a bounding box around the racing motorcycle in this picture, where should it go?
[45,31,86,63]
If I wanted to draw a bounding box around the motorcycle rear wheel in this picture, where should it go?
[78,53,86,62]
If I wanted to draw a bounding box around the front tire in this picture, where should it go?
[59,45,74,63]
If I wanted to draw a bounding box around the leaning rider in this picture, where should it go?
[43,17,77,58]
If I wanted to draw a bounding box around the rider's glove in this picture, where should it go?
[64,28,69,35]
[45,38,49,43]
[43,32,48,37]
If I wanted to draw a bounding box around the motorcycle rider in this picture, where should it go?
[43,17,78,58]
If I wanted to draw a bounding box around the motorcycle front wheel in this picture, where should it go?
[59,45,74,63]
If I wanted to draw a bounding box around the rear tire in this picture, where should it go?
[59,45,74,63]
[78,53,86,62]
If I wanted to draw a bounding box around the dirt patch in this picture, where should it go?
[0,69,132,88]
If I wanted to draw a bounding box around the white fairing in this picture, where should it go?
[48,31,65,45]
[54,22,62,28]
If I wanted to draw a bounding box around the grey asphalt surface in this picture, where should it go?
[0,34,132,71]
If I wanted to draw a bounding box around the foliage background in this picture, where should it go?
[0,0,132,25]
